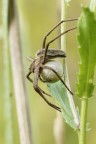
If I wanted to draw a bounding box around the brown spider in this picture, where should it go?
[26,18,77,112]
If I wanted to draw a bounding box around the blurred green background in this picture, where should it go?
[0,0,96,144]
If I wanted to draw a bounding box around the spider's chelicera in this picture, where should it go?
[26,18,77,112]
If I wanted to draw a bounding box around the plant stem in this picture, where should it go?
[79,96,88,144]
[61,0,67,52]
[61,0,80,128]
[2,0,14,143]
[53,2,67,144]
[9,1,33,144]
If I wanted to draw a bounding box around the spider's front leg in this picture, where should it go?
[26,71,33,83]
[26,70,51,97]
[33,69,61,112]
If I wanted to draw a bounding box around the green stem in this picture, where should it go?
[61,0,80,128]
[79,96,88,144]
[2,0,14,143]
[61,0,67,52]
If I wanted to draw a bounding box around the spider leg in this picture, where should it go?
[43,66,73,96]
[43,27,77,63]
[33,69,61,112]
[26,71,33,83]
[42,18,78,49]
[39,88,52,97]
[37,90,61,112]
[26,71,51,97]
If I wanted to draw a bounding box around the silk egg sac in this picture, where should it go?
[41,60,63,83]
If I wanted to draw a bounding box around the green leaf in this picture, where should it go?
[47,81,79,130]
[76,7,96,98]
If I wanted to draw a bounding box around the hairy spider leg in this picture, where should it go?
[43,66,73,96]
[42,18,78,49]
[33,69,61,112]
[26,71,52,97]
[43,27,77,63]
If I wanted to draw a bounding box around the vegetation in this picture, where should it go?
[0,0,96,144]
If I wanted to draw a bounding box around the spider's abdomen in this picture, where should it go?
[41,60,63,83]
[36,49,66,59]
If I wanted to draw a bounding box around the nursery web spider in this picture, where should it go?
[26,18,77,112]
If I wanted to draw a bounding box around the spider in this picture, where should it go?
[26,18,77,112]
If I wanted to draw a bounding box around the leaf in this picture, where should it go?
[76,8,96,98]
[47,81,79,130]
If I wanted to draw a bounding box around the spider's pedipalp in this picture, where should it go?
[27,56,34,62]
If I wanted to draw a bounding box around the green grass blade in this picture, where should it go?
[77,7,96,98]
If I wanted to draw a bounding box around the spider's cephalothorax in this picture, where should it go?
[26,18,77,112]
